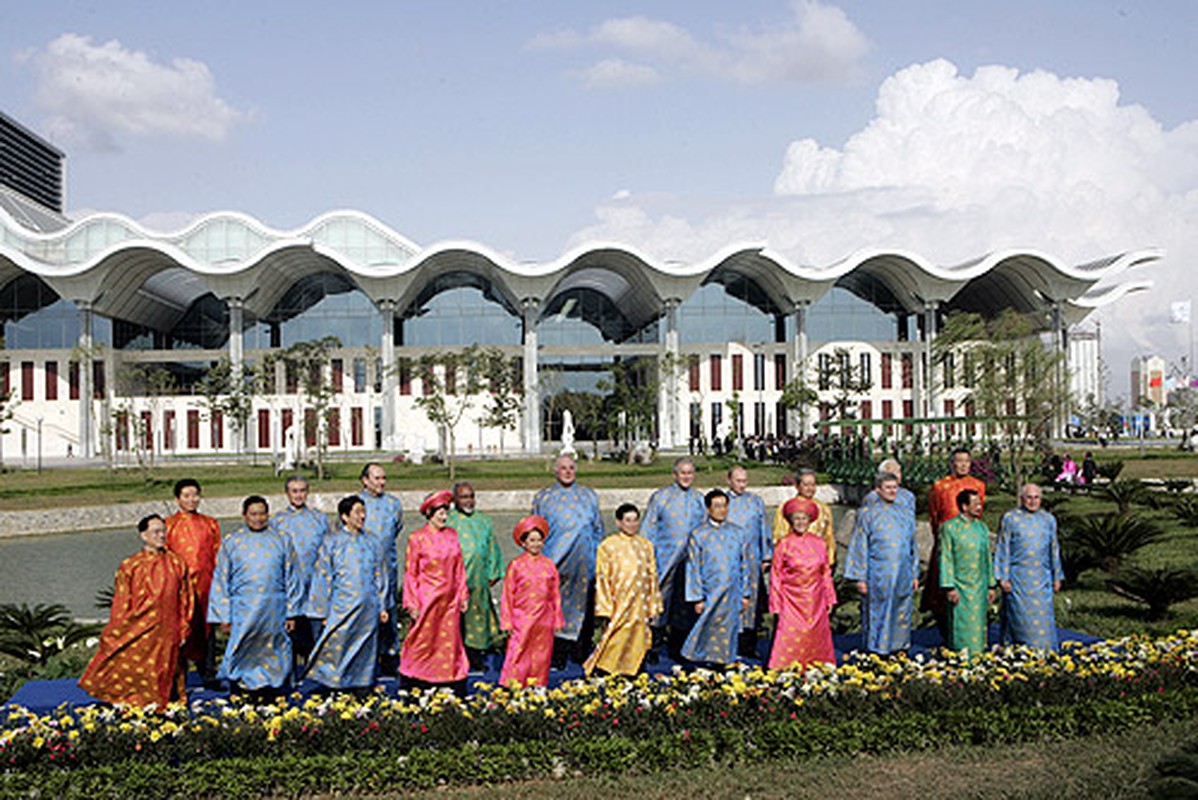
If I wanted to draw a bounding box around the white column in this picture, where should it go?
[226,297,244,379]
[77,301,94,458]
[790,301,809,435]
[658,298,680,449]
[1053,302,1068,438]
[521,298,541,454]
[923,301,939,420]
[379,300,397,451]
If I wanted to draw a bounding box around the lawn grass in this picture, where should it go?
[381,715,1198,800]
[0,455,792,510]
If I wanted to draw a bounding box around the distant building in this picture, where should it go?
[0,110,1161,464]
[1068,326,1102,407]
[1131,355,1167,408]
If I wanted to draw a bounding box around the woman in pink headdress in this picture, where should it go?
[767,497,837,670]
[499,515,565,688]
[399,489,470,696]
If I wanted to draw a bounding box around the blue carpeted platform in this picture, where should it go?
[5,626,1103,715]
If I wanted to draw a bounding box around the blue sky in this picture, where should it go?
[2,1,1196,400]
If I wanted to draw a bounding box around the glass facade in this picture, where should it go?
[808,286,905,342]
[245,274,380,349]
[677,281,775,344]
[402,280,520,347]
[539,288,658,346]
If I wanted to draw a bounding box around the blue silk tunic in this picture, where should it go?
[844,496,919,655]
[531,482,604,640]
[681,519,750,665]
[304,527,387,689]
[207,525,302,690]
[994,507,1064,651]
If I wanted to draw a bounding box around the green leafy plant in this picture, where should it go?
[1102,479,1148,515]
[1060,513,1166,572]
[0,603,99,667]
[1174,495,1198,528]
[1107,565,1198,620]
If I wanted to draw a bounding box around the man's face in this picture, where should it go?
[555,457,576,486]
[878,479,899,503]
[343,502,366,531]
[675,462,696,490]
[1022,486,1043,512]
[951,452,972,478]
[140,518,167,551]
[798,473,817,499]
[286,481,309,508]
[244,502,270,532]
[965,493,983,519]
[616,510,640,536]
[362,466,386,496]
[728,468,748,495]
[708,495,729,524]
[788,511,811,532]
[177,486,201,513]
[454,484,476,514]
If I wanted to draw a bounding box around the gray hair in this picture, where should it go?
[875,471,900,488]
[284,474,309,491]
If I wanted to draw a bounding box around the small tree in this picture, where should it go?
[779,369,818,439]
[475,348,523,455]
[814,347,873,426]
[597,357,658,462]
[0,386,16,470]
[263,336,341,479]
[198,356,260,458]
[115,364,176,479]
[936,310,1071,490]
[411,345,493,479]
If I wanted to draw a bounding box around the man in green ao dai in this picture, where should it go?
[938,488,996,656]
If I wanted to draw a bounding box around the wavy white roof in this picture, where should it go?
[0,208,1159,336]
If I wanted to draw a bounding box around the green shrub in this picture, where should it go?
[1060,513,1166,572]
[1108,565,1198,620]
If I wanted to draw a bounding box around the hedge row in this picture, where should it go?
[5,687,1196,799]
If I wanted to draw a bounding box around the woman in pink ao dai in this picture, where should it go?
[500,515,565,688]
[768,497,837,670]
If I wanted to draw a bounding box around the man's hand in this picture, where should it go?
[1001,580,1013,593]
[284,618,296,633]
[694,602,705,616]
[946,588,960,605]
[856,581,868,596]
[379,609,390,623]
[219,622,231,635]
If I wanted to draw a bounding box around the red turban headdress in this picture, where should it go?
[513,515,549,546]
[419,489,454,517]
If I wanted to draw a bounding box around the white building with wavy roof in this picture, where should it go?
[0,111,1157,462]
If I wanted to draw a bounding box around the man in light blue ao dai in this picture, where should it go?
[642,456,707,657]
[844,472,920,655]
[682,489,750,666]
[208,495,302,696]
[305,495,390,691]
[358,462,403,670]
[531,454,604,665]
[271,475,331,667]
[725,465,771,654]
[994,483,1064,651]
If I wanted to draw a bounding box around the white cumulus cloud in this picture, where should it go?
[570,58,1198,399]
[25,33,250,151]
[581,59,661,90]
[529,1,869,88]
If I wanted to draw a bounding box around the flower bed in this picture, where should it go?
[3,631,1197,796]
